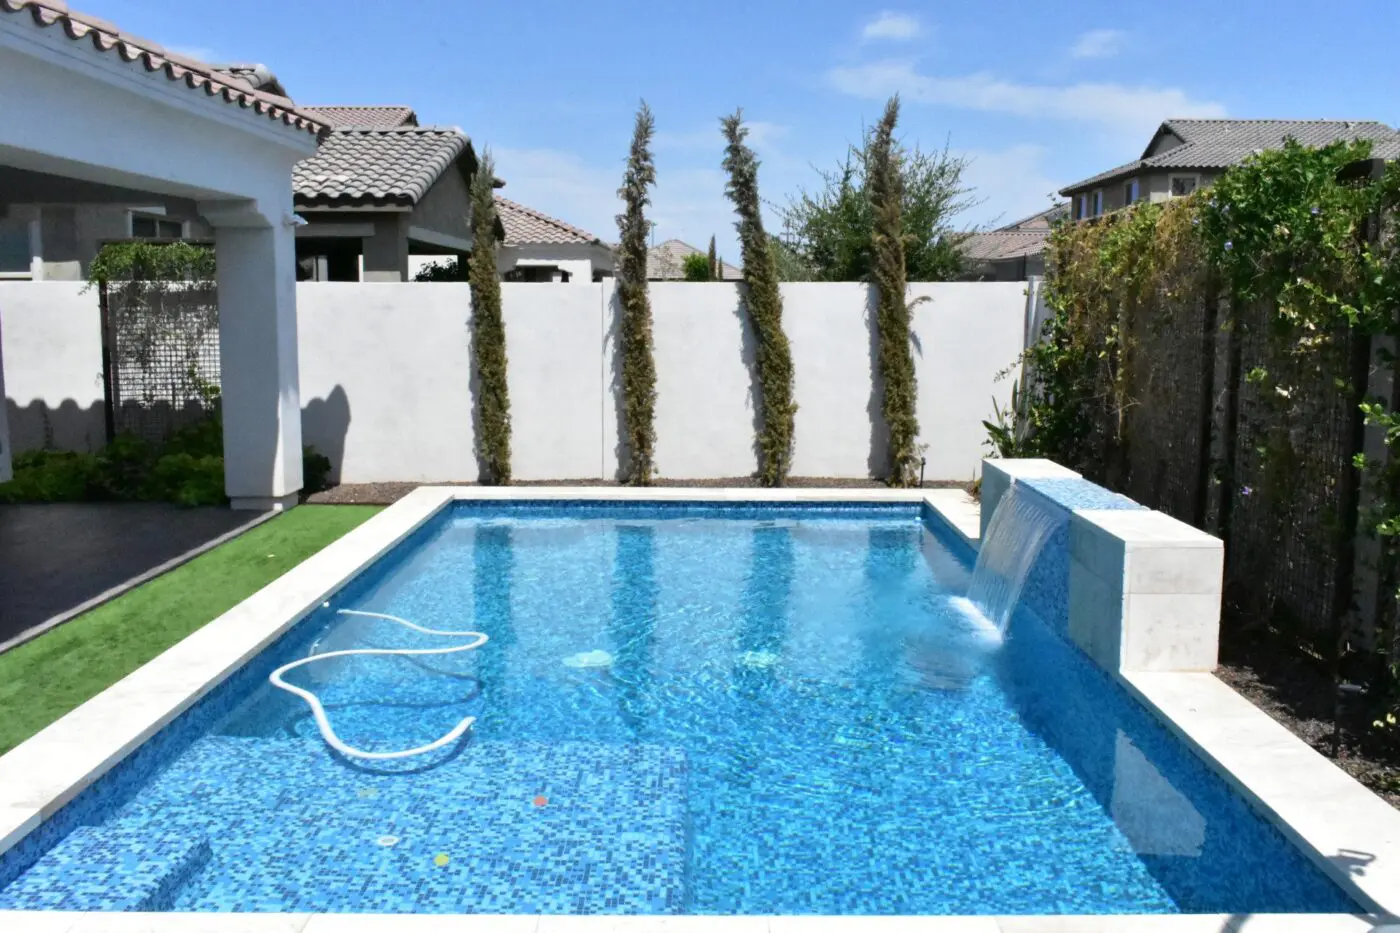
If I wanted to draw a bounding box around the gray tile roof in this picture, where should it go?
[960,202,1068,262]
[293,127,472,207]
[0,1,327,139]
[1061,119,1400,194]
[495,196,602,246]
[304,106,418,129]
[961,230,1051,262]
[647,239,742,280]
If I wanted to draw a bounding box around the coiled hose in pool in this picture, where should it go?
[269,608,489,760]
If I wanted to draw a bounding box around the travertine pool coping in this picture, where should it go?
[0,486,1396,933]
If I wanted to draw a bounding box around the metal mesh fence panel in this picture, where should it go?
[103,278,220,443]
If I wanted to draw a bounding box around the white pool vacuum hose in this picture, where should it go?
[269,608,489,760]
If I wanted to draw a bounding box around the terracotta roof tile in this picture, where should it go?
[960,229,1051,262]
[647,239,742,280]
[304,106,418,129]
[293,127,471,207]
[0,0,327,139]
[494,196,602,246]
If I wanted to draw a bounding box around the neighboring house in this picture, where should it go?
[1061,119,1400,219]
[294,105,484,282]
[494,197,614,283]
[646,239,742,281]
[960,204,1068,281]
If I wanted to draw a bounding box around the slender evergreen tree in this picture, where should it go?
[469,151,511,484]
[869,96,921,486]
[722,109,796,486]
[615,101,659,484]
[707,235,718,279]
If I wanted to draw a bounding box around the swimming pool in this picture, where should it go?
[0,499,1365,916]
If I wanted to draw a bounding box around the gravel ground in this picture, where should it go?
[304,479,1398,809]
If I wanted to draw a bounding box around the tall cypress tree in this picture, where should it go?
[869,96,920,486]
[707,235,718,280]
[722,110,796,486]
[615,102,658,484]
[469,151,511,484]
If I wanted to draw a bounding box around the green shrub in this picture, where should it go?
[681,253,711,282]
[0,450,100,502]
[302,447,333,495]
[92,433,156,500]
[149,453,225,507]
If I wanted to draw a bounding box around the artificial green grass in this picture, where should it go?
[0,504,382,755]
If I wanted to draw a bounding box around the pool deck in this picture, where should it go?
[0,486,1397,933]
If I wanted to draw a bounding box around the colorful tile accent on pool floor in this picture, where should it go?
[97,738,685,914]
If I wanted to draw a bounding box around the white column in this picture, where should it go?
[204,200,302,510]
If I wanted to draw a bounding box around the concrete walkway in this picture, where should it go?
[0,503,262,648]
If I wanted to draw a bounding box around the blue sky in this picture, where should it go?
[102,0,1400,260]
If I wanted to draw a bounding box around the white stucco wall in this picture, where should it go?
[0,282,106,453]
[912,282,1029,479]
[2,281,1027,484]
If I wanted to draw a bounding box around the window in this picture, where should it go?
[1124,178,1140,205]
[1092,190,1104,216]
[0,216,32,275]
[1169,174,1199,198]
[130,212,185,239]
[1075,194,1089,219]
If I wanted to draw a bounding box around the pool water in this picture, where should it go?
[0,503,1357,915]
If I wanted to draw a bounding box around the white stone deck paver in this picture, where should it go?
[1121,671,1400,918]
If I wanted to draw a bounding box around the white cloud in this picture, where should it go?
[958,144,1066,229]
[1070,29,1127,60]
[861,11,922,42]
[654,120,789,154]
[828,60,1225,138]
[492,147,755,260]
[164,45,219,63]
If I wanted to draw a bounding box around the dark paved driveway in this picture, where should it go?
[0,503,257,646]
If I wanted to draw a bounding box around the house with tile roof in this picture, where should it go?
[959,204,1067,282]
[646,239,742,281]
[292,105,492,282]
[1060,119,1400,220]
[493,197,614,283]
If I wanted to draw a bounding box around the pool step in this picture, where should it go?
[0,822,210,911]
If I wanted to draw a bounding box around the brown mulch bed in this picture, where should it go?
[1217,630,1400,808]
[305,478,967,506]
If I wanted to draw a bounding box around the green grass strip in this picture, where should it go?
[0,505,382,755]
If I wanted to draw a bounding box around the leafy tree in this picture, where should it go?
[615,101,659,484]
[469,151,511,484]
[779,126,975,282]
[722,109,796,486]
[707,235,718,279]
[868,96,921,486]
[414,257,463,281]
[682,253,712,281]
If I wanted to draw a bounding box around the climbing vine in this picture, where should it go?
[722,109,797,486]
[616,101,659,485]
[867,96,921,486]
[1008,138,1400,741]
[469,152,512,485]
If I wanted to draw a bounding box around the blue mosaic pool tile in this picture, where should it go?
[103,738,689,914]
[0,823,209,911]
[451,500,923,523]
[1018,477,1149,513]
